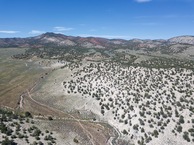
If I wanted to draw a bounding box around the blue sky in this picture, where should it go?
[0,0,194,39]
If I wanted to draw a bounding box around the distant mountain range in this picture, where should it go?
[0,32,194,54]
[168,36,194,45]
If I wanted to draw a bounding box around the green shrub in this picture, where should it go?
[48,116,53,121]
[177,125,182,133]
[183,131,190,142]
[25,111,32,118]
[179,116,184,124]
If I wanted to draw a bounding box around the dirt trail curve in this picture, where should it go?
[19,94,24,108]
[27,88,96,145]
[15,68,117,145]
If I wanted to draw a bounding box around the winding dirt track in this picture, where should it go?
[19,95,23,108]
[16,69,116,145]
[26,89,95,145]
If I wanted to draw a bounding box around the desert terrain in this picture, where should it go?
[0,34,194,145]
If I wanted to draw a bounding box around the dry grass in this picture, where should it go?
[0,48,45,108]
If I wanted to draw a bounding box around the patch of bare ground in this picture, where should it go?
[21,91,67,118]
[0,74,42,109]
[19,83,119,145]
[35,119,116,145]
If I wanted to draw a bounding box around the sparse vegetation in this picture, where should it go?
[0,109,56,145]
[63,60,194,144]
[1,37,194,145]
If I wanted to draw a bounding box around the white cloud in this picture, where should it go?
[135,0,152,3]
[79,34,132,39]
[0,30,20,34]
[29,30,45,35]
[53,26,74,31]
[53,31,64,34]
